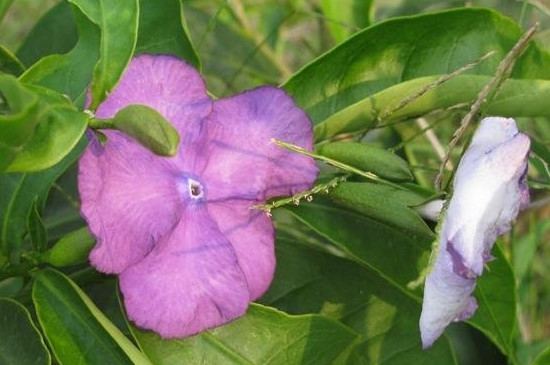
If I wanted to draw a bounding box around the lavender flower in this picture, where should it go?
[420,117,530,348]
[78,55,318,338]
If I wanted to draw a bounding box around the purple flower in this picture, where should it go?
[78,55,318,338]
[420,117,530,348]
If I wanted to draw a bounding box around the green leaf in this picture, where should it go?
[0,74,40,170]
[136,0,200,68]
[131,303,359,365]
[262,238,457,365]
[317,142,413,181]
[285,197,431,298]
[0,298,51,365]
[68,0,138,110]
[320,0,372,43]
[327,182,434,239]
[27,198,47,253]
[6,84,89,172]
[0,139,85,263]
[0,45,24,75]
[284,8,550,137]
[314,75,550,142]
[534,346,550,365]
[42,227,95,267]
[467,246,517,361]
[20,6,100,101]
[16,2,78,68]
[94,104,180,156]
[32,268,151,365]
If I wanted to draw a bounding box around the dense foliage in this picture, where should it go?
[1,1,550,364]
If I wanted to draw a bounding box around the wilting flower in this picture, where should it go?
[78,55,318,338]
[420,117,530,348]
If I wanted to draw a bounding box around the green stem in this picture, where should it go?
[88,117,115,130]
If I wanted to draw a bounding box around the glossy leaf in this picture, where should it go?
[32,268,151,365]
[136,0,200,68]
[262,238,457,365]
[6,84,89,172]
[312,75,550,141]
[0,298,51,365]
[285,197,431,297]
[131,303,359,365]
[42,227,95,267]
[468,246,517,360]
[0,45,24,75]
[20,7,100,101]
[69,0,138,110]
[0,74,40,171]
[0,139,85,263]
[16,2,78,68]
[286,197,519,358]
[320,0,372,43]
[284,8,550,136]
[327,182,434,239]
[317,142,413,181]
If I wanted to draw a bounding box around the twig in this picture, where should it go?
[415,117,453,170]
[434,23,539,190]
[272,138,405,190]
[379,51,495,122]
[252,175,347,213]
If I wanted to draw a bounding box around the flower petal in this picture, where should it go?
[419,117,530,348]
[419,246,476,349]
[79,55,212,273]
[200,86,318,202]
[79,135,181,273]
[207,199,275,300]
[119,205,250,338]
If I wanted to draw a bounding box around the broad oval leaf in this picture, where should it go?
[0,298,51,365]
[32,268,151,365]
[285,197,431,297]
[311,74,550,141]
[284,8,550,136]
[136,0,200,68]
[262,238,457,365]
[16,1,78,68]
[327,182,434,239]
[131,303,359,365]
[0,74,40,170]
[20,7,100,101]
[0,139,85,263]
[68,0,138,110]
[4,84,89,173]
[468,246,517,360]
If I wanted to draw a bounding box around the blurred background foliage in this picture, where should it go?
[1,1,550,364]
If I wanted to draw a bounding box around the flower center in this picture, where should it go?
[188,178,204,199]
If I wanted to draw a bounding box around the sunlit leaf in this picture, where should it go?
[131,303,359,365]
[32,268,151,365]
[262,238,457,365]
